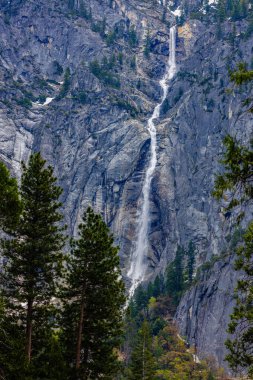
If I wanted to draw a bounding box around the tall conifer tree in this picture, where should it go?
[165,246,185,304]
[1,152,65,367]
[128,320,155,380]
[61,207,125,380]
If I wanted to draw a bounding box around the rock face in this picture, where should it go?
[0,0,253,370]
[176,254,240,368]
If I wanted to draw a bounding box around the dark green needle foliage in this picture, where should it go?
[213,64,253,217]
[61,207,125,380]
[230,62,253,86]
[213,64,253,378]
[1,152,65,374]
[225,222,253,377]
[0,161,22,231]
[165,246,185,305]
[213,135,253,220]
[128,320,155,380]
[0,296,26,379]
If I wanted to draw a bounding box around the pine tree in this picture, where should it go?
[134,284,149,315]
[1,152,65,368]
[0,161,21,231]
[213,66,253,377]
[225,222,253,377]
[230,62,253,86]
[165,246,185,304]
[61,207,125,380]
[153,275,163,298]
[217,0,226,21]
[213,134,253,217]
[144,30,151,57]
[128,320,155,380]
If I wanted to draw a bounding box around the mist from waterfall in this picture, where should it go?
[127,26,177,297]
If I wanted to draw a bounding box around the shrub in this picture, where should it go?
[16,97,32,108]
[56,68,71,100]
[52,61,63,76]
[90,60,120,88]
[128,26,138,47]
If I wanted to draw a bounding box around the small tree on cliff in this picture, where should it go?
[1,152,65,366]
[165,246,185,305]
[61,207,125,379]
[225,222,253,377]
[213,64,253,377]
[214,136,253,377]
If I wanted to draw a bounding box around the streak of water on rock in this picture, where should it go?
[127,26,177,297]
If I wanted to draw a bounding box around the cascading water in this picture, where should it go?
[127,26,177,297]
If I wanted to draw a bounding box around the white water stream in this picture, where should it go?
[127,26,177,297]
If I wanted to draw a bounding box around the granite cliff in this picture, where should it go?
[0,0,253,370]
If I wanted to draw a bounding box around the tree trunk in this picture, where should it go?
[25,297,33,362]
[76,296,85,369]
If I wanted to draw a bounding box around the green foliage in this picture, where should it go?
[67,0,75,11]
[118,52,123,66]
[57,67,71,100]
[67,0,92,20]
[113,98,139,117]
[165,246,186,305]
[106,30,117,45]
[128,26,138,47]
[225,222,253,377]
[161,99,170,114]
[217,0,226,21]
[230,62,253,85]
[1,152,65,369]
[52,60,63,76]
[79,0,92,20]
[0,296,27,379]
[61,207,125,379]
[0,161,21,231]
[38,94,46,103]
[174,87,184,104]
[91,17,106,37]
[16,97,32,108]
[29,330,68,380]
[213,134,253,216]
[121,240,221,379]
[245,13,253,38]
[130,56,136,70]
[144,30,151,57]
[214,65,253,377]
[123,289,218,380]
[215,0,250,22]
[71,90,87,104]
[90,59,121,88]
[0,156,127,379]
[195,255,220,279]
[154,325,214,380]
[128,320,155,380]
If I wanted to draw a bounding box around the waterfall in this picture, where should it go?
[127,26,177,297]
